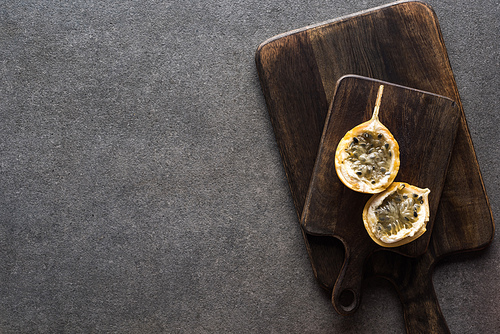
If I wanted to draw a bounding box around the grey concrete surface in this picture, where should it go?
[0,0,498,333]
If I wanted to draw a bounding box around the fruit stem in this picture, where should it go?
[372,85,384,120]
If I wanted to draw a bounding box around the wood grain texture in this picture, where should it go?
[255,0,494,332]
[301,76,460,314]
[256,32,328,213]
[367,249,450,334]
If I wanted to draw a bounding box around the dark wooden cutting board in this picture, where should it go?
[301,75,460,314]
[255,1,494,332]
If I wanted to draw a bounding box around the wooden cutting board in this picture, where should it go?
[255,1,494,332]
[301,75,460,314]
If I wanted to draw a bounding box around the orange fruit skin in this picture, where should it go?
[335,118,400,194]
[362,182,430,248]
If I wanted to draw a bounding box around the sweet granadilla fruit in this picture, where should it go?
[363,182,430,247]
[335,85,400,194]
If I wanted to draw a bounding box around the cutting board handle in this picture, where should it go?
[332,247,368,315]
[399,281,451,333]
[397,254,451,334]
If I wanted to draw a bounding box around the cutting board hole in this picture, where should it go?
[338,289,356,312]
